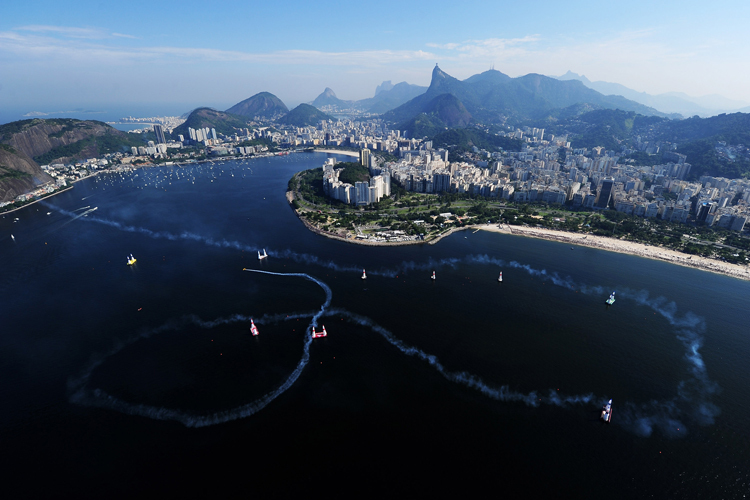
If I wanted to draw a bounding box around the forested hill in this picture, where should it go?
[0,118,144,201]
[557,109,750,180]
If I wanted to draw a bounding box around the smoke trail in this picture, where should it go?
[615,288,720,431]
[52,200,718,434]
[322,307,596,409]
[69,270,331,428]
[262,250,466,277]
[43,201,266,255]
[492,262,719,435]
[42,204,514,278]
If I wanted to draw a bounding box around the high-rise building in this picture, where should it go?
[360,148,371,169]
[355,181,369,205]
[433,172,451,193]
[595,178,614,209]
[153,124,166,144]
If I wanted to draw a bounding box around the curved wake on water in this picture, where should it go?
[54,207,718,435]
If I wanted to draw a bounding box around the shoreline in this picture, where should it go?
[290,194,750,281]
[476,224,750,282]
[1,184,76,215]
[2,151,289,215]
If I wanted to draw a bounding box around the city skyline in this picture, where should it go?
[2,0,750,124]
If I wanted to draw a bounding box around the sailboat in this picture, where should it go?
[361,269,367,280]
[127,254,137,265]
[605,291,616,305]
[498,271,503,282]
[250,319,259,336]
[601,399,613,423]
[312,325,327,338]
[431,271,436,280]
[258,249,268,260]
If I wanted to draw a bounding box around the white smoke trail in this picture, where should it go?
[69,270,331,428]
[51,204,718,434]
[322,307,596,409]
[43,201,266,254]
[614,288,720,435]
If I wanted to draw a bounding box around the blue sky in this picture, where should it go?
[1,0,749,122]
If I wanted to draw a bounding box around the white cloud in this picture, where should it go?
[0,28,435,67]
[2,25,749,104]
[427,36,541,59]
[14,25,110,39]
[422,31,750,101]
[111,32,138,40]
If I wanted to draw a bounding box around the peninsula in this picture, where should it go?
[288,156,750,281]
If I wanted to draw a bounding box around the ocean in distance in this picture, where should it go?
[1,153,749,498]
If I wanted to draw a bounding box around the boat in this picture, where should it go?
[605,291,616,305]
[11,234,15,241]
[312,325,327,338]
[250,319,259,336]
[258,249,268,260]
[431,271,436,280]
[498,271,503,282]
[601,399,613,423]
[127,254,137,266]
[361,269,367,280]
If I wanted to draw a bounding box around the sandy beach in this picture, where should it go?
[475,224,750,282]
[289,192,750,281]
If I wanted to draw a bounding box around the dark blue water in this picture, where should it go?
[2,154,750,498]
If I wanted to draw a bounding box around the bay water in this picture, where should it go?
[1,153,749,498]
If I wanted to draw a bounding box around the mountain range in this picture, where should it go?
[555,71,750,117]
[380,65,677,136]
[4,66,750,201]
[308,82,427,114]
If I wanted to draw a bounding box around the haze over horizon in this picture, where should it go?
[2,0,749,123]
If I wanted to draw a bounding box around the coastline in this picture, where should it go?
[476,224,750,282]
[2,151,286,215]
[289,193,750,281]
[1,185,75,215]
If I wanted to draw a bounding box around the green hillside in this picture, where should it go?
[173,108,249,136]
[431,128,524,153]
[278,104,333,127]
[226,92,288,118]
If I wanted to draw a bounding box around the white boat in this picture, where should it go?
[361,269,367,280]
[431,271,436,280]
[11,234,15,241]
[606,291,616,305]
[498,271,503,282]
[258,249,268,260]
[601,399,613,423]
[250,319,259,336]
